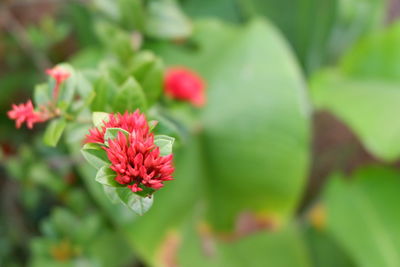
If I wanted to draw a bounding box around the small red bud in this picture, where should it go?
[164,67,206,107]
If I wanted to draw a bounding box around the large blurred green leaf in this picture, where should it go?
[179,223,311,267]
[181,0,243,23]
[311,22,400,161]
[152,15,310,232]
[179,0,386,74]
[327,0,386,62]
[200,19,311,231]
[311,69,400,161]
[341,21,400,79]
[324,166,400,267]
[240,0,336,74]
[304,226,356,267]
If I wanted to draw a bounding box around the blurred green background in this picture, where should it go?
[1,0,400,266]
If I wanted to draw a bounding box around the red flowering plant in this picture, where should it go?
[81,111,175,214]
[6,27,206,215]
[7,64,89,147]
[7,65,72,131]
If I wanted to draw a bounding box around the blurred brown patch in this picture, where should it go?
[200,212,277,245]
[387,0,400,24]
[299,111,379,211]
[233,212,276,238]
[50,239,75,262]
[8,1,58,26]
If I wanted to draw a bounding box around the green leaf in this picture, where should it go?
[103,185,120,204]
[113,77,147,112]
[304,225,356,267]
[310,23,400,162]
[199,19,310,231]
[95,166,121,187]
[150,112,183,141]
[92,112,110,127]
[181,0,243,23]
[153,19,310,232]
[104,128,130,144]
[81,143,109,169]
[75,71,94,98]
[178,222,311,267]
[92,74,116,111]
[130,51,157,77]
[324,166,400,267]
[338,21,400,81]
[50,208,80,237]
[148,120,158,131]
[95,21,134,62]
[311,69,400,161]
[239,0,337,74]
[93,0,119,20]
[43,118,67,147]
[118,0,145,31]
[145,0,192,39]
[154,135,174,156]
[34,83,51,106]
[238,0,385,74]
[116,188,154,215]
[130,51,164,105]
[138,58,163,106]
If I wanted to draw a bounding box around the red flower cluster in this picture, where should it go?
[164,67,206,107]
[85,111,174,193]
[7,100,48,129]
[46,66,70,99]
[8,66,70,130]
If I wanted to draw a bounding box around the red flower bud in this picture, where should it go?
[164,67,206,107]
[7,100,48,129]
[85,110,174,193]
[46,66,70,99]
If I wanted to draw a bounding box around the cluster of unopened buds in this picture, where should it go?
[85,111,175,193]
[7,66,70,129]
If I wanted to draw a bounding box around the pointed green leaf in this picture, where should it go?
[92,75,116,111]
[81,143,109,169]
[113,77,147,112]
[104,128,130,145]
[148,120,158,131]
[154,135,174,156]
[139,58,163,106]
[95,166,121,187]
[130,52,164,105]
[43,118,67,147]
[116,187,154,215]
[103,185,120,204]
